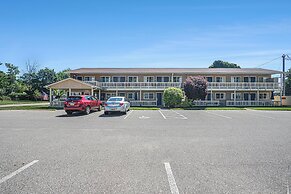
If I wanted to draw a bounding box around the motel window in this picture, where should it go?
[112,76,126,82]
[215,93,225,100]
[250,77,256,82]
[118,92,126,97]
[173,76,182,82]
[127,93,135,99]
[231,93,242,100]
[157,76,170,82]
[215,77,223,82]
[100,76,110,82]
[231,76,241,82]
[128,76,138,82]
[76,76,83,81]
[144,93,154,99]
[206,93,212,100]
[259,93,268,99]
[84,76,94,81]
[106,93,115,99]
[206,77,213,82]
[144,76,154,82]
[243,77,249,82]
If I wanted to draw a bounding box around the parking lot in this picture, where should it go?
[0,109,291,193]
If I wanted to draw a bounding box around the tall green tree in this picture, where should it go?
[4,63,20,94]
[209,60,241,68]
[286,68,291,96]
[37,67,57,92]
[56,68,70,81]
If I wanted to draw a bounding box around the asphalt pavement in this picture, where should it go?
[0,109,290,193]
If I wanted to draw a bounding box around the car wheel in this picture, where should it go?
[123,110,127,115]
[66,111,73,115]
[98,105,101,111]
[84,106,90,115]
[104,111,108,115]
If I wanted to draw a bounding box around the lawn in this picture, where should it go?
[130,107,160,110]
[248,107,291,111]
[173,107,246,110]
[0,105,56,111]
[0,100,48,105]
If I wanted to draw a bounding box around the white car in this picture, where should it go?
[104,97,130,115]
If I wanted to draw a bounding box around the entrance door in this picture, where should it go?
[157,93,163,106]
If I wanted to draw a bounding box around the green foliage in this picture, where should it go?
[0,96,11,101]
[0,61,69,100]
[184,76,207,100]
[180,98,193,108]
[9,92,29,100]
[209,60,241,68]
[163,87,183,108]
[286,68,291,96]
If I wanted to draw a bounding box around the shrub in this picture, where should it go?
[163,87,183,108]
[9,92,29,100]
[180,98,192,108]
[0,96,11,101]
[184,76,207,100]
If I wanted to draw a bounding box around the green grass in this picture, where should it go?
[130,107,160,110]
[0,100,48,105]
[248,107,291,111]
[173,107,246,110]
[0,105,56,111]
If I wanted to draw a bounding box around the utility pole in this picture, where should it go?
[282,54,286,96]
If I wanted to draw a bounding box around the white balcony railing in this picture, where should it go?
[226,100,274,106]
[84,81,280,91]
[130,101,157,106]
[208,82,280,90]
[192,100,220,106]
[85,81,182,90]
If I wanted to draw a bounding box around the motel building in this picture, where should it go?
[46,68,282,107]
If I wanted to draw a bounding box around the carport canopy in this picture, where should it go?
[45,78,99,104]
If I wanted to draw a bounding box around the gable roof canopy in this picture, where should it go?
[69,68,281,75]
[46,78,95,89]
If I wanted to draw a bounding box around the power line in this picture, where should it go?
[254,56,281,68]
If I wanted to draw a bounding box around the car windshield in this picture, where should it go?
[67,96,82,101]
[108,97,123,102]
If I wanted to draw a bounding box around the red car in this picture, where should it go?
[64,95,102,115]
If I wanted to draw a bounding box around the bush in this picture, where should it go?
[180,98,193,108]
[0,96,11,101]
[163,87,183,108]
[9,92,29,100]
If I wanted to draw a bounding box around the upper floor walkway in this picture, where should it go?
[84,81,280,91]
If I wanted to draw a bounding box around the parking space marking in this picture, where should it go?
[164,162,179,194]
[158,110,167,119]
[205,111,232,119]
[0,160,39,184]
[123,110,134,119]
[171,110,188,119]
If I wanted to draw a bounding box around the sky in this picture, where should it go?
[1,0,291,73]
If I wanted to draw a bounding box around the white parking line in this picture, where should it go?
[205,111,232,119]
[158,110,167,119]
[171,110,188,119]
[0,160,39,184]
[164,162,179,194]
[123,110,134,119]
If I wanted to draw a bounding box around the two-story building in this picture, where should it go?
[47,68,282,107]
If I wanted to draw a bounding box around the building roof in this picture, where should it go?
[45,78,95,89]
[69,68,281,75]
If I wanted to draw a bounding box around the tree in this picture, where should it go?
[5,63,20,94]
[37,67,57,92]
[184,76,207,100]
[56,68,70,81]
[286,68,291,96]
[209,60,241,68]
[163,87,183,107]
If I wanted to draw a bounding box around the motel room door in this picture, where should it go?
[157,93,163,106]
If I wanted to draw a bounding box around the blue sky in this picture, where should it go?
[1,0,291,73]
